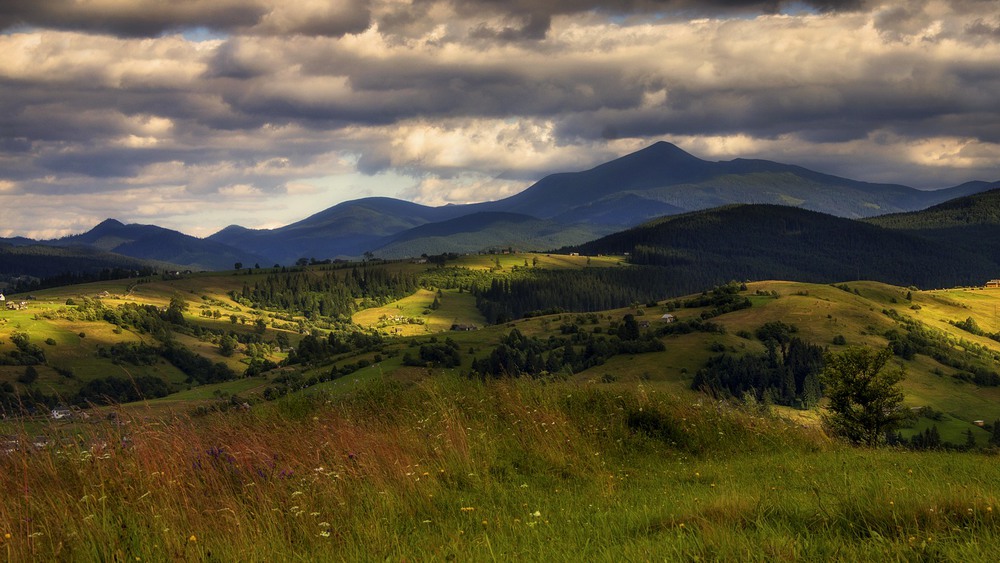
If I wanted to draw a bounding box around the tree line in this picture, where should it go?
[232,265,417,319]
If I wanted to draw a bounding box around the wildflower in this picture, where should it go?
[460,507,475,512]
[318,522,330,528]
[319,530,330,537]
[532,510,541,518]
[188,535,197,543]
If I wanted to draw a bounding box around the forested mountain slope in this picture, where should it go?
[570,204,994,289]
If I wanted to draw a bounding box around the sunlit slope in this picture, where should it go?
[6,255,1000,444]
[488,280,1000,440]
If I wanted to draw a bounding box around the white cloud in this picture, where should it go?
[403,174,527,206]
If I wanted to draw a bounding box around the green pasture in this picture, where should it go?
[4,376,1000,561]
[453,251,623,271]
[352,288,485,336]
[9,261,1000,447]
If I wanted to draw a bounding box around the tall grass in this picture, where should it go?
[2,375,999,560]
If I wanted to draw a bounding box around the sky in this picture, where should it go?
[1,0,999,239]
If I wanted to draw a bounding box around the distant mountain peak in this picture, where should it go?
[606,140,704,167]
[92,218,125,230]
[647,140,697,156]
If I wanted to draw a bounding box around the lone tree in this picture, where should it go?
[820,346,907,446]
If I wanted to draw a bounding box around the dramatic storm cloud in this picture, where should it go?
[1,0,998,237]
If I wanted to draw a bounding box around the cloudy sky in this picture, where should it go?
[1,0,998,238]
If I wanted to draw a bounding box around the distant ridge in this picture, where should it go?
[202,141,999,262]
[373,212,613,258]
[868,185,1000,267]
[569,204,995,289]
[7,141,1000,270]
[207,197,473,264]
[52,219,266,271]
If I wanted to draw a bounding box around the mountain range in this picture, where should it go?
[2,141,999,280]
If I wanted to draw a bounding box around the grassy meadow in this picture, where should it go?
[5,256,1000,558]
[3,375,1000,561]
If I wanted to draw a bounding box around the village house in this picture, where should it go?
[660,313,676,323]
[987,280,1000,288]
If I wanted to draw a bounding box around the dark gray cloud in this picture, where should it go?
[0,0,265,36]
[0,0,371,38]
[0,0,864,39]
[444,0,867,38]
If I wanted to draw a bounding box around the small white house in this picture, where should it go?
[660,313,676,323]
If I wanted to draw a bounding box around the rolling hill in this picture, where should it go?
[372,211,613,258]
[0,241,174,285]
[207,197,473,264]
[48,219,267,272]
[9,264,1000,560]
[569,204,996,289]
[867,186,1000,271]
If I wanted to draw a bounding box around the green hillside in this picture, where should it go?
[6,254,1000,447]
[5,256,1000,559]
[374,213,609,259]
[570,204,997,289]
[868,187,1000,267]
[0,242,172,287]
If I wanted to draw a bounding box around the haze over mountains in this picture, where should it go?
[2,141,999,281]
